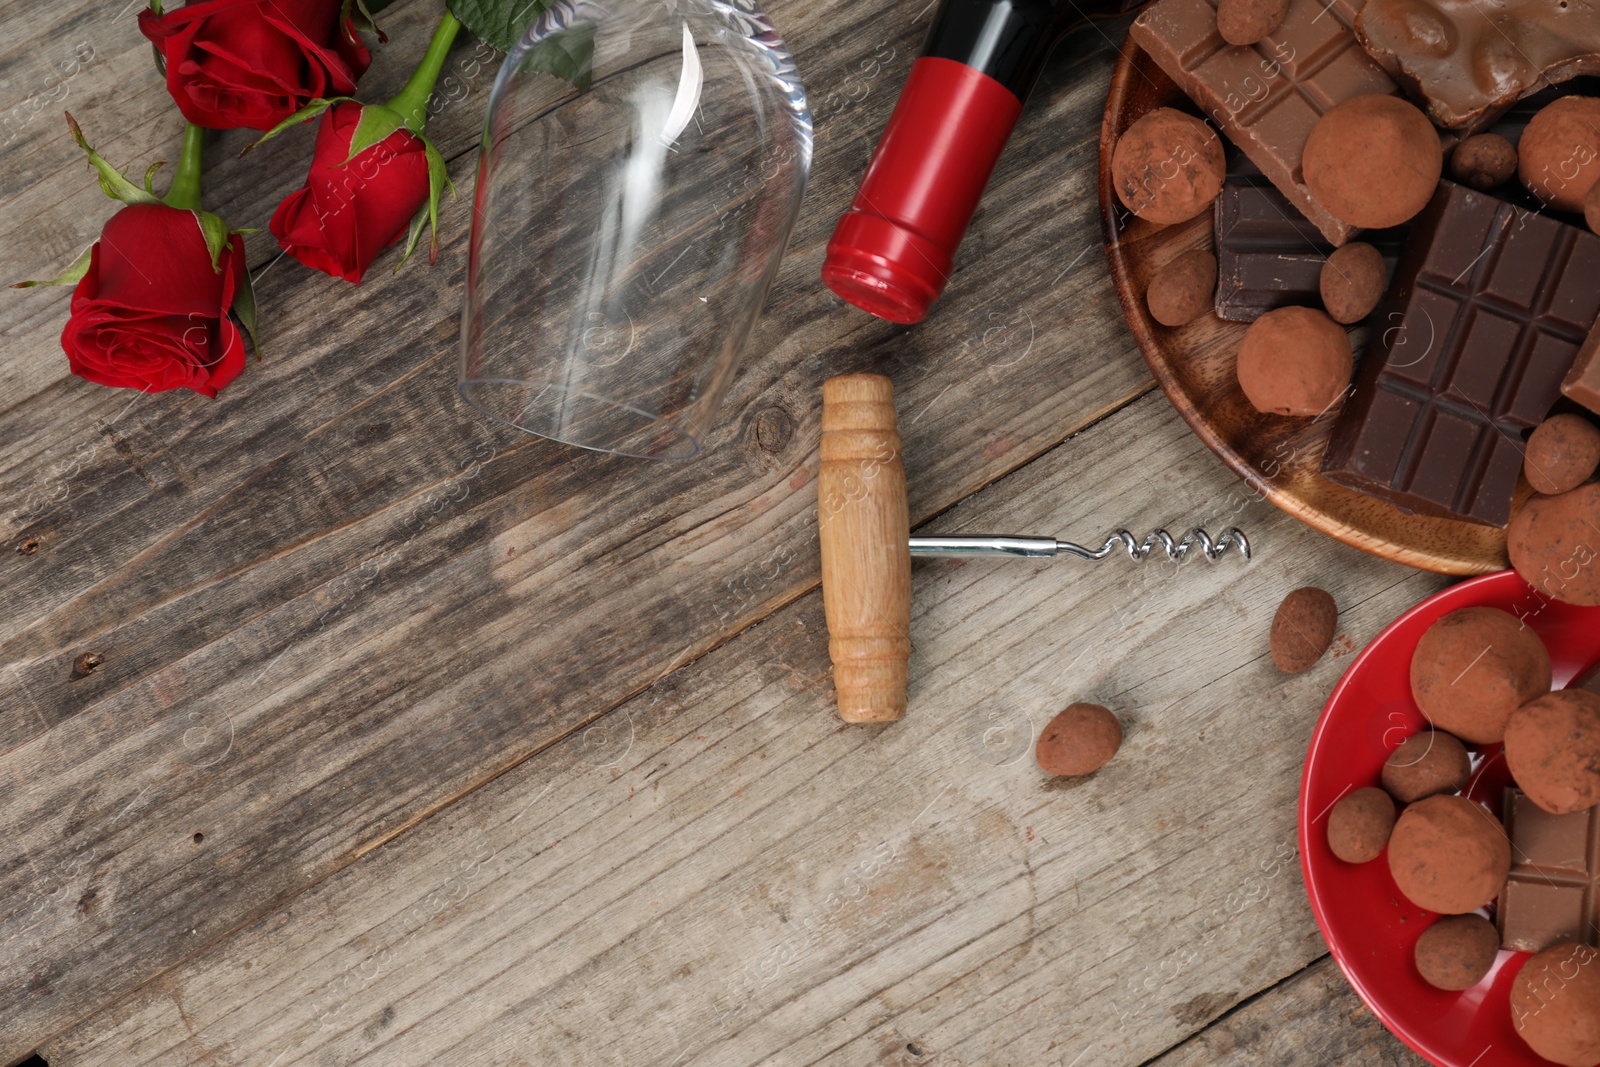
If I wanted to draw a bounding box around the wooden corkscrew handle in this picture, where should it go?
[819,374,912,723]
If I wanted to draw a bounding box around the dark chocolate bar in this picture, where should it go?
[1129,0,1398,245]
[1320,182,1600,527]
[1213,157,1406,321]
[1499,788,1600,953]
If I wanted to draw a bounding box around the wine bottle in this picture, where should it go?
[822,0,1138,324]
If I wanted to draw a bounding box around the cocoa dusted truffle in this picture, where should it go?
[1518,97,1600,214]
[1449,133,1518,192]
[1146,248,1218,326]
[1387,794,1510,914]
[1302,95,1442,228]
[1112,108,1226,225]
[1035,703,1122,776]
[1509,485,1600,607]
[1319,242,1386,325]
[1382,730,1471,804]
[1504,690,1600,815]
[1270,586,1337,672]
[1216,0,1288,45]
[1511,941,1600,1067]
[1415,914,1500,991]
[1236,306,1352,416]
[1327,786,1395,863]
[1410,607,1552,744]
[1525,414,1600,496]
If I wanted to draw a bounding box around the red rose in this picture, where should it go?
[139,0,370,131]
[62,204,248,397]
[269,102,430,283]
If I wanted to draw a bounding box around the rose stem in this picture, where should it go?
[164,122,206,211]
[387,11,463,134]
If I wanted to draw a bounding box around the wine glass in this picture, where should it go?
[460,0,812,459]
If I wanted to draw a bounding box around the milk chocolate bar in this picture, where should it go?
[1566,320,1600,416]
[1320,182,1600,527]
[1356,0,1600,131]
[1499,788,1600,953]
[1129,0,1397,245]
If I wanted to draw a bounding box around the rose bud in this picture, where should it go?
[139,0,371,131]
[61,204,249,397]
[269,101,432,283]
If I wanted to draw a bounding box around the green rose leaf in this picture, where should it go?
[233,263,262,359]
[192,210,232,273]
[11,243,94,289]
[66,113,162,207]
[448,0,591,82]
[243,97,351,155]
[344,103,408,163]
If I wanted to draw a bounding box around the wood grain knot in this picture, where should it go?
[72,652,104,678]
[754,406,795,454]
[15,536,41,556]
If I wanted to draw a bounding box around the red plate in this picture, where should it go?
[1300,570,1600,1067]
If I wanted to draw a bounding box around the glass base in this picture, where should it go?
[458,379,701,460]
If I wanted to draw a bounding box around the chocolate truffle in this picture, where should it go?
[1035,703,1122,776]
[1505,690,1600,815]
[1328,786,1396,863]
[1587,179,1600,237]
[1509,484,1600,607]
[1302,95,1442,228]
[1449,133,1518,191]
[1410,607,1553,744]
[1511,942,1600,1067]
[1216,0,1288,45]
[1319,242,1386,325]
[1112,108,1227,225]
[1387,794,1511,914]
[1270,586,1338,672]
[1382,730,1471,804]
[1236,306,1353,417]
[1146,248,1218,326]
[1525,414,1600,496]
[1415,914,1500,991]
[1518,97,1600,214]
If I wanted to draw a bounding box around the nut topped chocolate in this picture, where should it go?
[1355,0,1600,130]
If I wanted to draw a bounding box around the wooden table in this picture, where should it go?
[1,1,1446,1063]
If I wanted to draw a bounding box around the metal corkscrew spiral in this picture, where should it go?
[818,372,1256,724]
[907,527,1251,562]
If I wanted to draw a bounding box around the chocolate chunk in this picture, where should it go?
[1130,0,1398,245]
[1320,182,1600,527]
[1355,0,1600,131]
[1564,312,1600,417]
[1498,788,1600,953]
[1212,159,1406,321]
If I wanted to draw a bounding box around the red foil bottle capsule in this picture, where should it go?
[823,0,1135,324]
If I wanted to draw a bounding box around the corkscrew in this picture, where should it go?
[818,374,1252,724]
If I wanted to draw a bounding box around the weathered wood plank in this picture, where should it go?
[0,5,1152,1057]
[1148,956,1428,1067]
[39,392,1449,1066]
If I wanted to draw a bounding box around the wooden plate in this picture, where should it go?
[1097,38,1512,576]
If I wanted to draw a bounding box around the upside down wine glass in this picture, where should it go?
[460,0,812,459]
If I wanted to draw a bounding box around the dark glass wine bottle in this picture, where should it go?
[822,0,1140,324]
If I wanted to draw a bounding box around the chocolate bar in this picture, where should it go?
[1356,0,1600,131]
[1320,182,1600,527]
[1499,788,1600,952]
[1129,0,1399,245]
[1566,319,1600,417]
[1213,158,1407,321]
[1577,660,1600,698]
